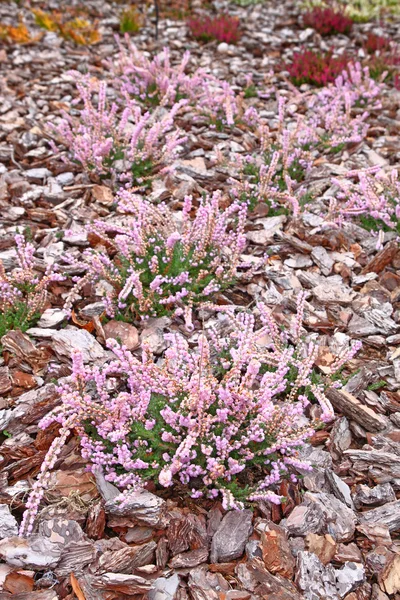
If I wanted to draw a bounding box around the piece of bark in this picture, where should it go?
[210,510,253,563]
[361,241,398,275]
[247,558,303,600]
[85,500,106,540]
[259,522,295,578]
[169,547,209,569]
[345,449,400,485]
[95,541,156,574]
[105,490,165,527]
[326,389,388,432]
[358,500,400,532]
[93,572,152,594]
[379,554,400,595]
[0,535,62,570]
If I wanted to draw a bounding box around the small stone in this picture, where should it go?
[217,42,229,53]
[313,281,355,305]
[336,562,365,597]
[140,317,171,354]
[210,510,253,563]
[43,178,64,202]
[295,552,338,600]
[55,172,74,186]
[246,215,286,245]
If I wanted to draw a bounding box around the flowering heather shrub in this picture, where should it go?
[327,167,400,231]
[229,106,313,214]
[316,62,382,109]
[106,43,242,129]
[20,296,362,534]
[187,14,241,44]
[287,50,351,87]
[300,64,382,151]
[303,7,353,36]
[33,10,101,45]
[51,76,186,186]
[107,41,212,108]
[364,32,391,54]
[65,193,247,328]
[0,235,64,339]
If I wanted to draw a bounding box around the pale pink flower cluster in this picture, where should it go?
[51,75,187,185]
[19,295,360,529]
[0,234,64,321]
[64,192,248,327]
[327,167,400,228]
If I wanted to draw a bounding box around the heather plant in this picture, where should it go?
[32,9,101,45]
[287,50,351,87]
[106,41,213,108]
[0,21,37,44]
[120,6,143,34]
[106,42,244,129]
[0,235,64,340]
[302,0,400,21]
[20,295,362,535]
[64,193,248,329]
[229,108,313,215]
[327,167,400,231]
[187,14,241,45]
[50,76,187,186]
[303,7,353,36]
[364,32,391,54]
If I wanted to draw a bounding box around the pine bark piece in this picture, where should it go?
[188,566,229,600]
[0,535,62,570]
[0,505,18,539]
[286,493,356,542]
[259,522,295,578]
[96,541,156,574]
[361,241,398,275]
[247,558,303,600]
[210,510,253,563]
[326,388,388,432]
[85,500,106,540]
[105,490,165,527]
[169,547,209,569]
[358,500,400,532]
[55,541,97,578]
[93,573,152,594]
[379,554,400,595]
[344,449,400,485]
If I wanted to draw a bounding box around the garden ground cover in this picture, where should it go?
[1,0,400,598]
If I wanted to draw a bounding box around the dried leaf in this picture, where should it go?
[71,572,86,600]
